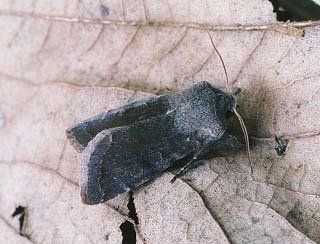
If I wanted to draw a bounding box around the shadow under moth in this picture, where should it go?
[66,34,251,205]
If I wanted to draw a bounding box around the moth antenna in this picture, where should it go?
[207,32,253,176]
[233,108,253,176]
[207,32,230,93]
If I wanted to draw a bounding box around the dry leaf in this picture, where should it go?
[0,0,320,243]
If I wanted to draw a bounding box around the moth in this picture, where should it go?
[66,34,251,205]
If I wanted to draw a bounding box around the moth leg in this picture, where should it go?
[67,95,171,152]
[170,150,203,183]
[170,135,213,183]
[170,129,216,183]
[170,132,244,183]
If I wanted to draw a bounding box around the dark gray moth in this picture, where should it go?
[66,81,244,204]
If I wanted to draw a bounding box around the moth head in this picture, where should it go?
[207,31,253,175]
[208,85,237,125]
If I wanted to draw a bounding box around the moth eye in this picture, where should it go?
[225,110,234,119]
[233,87,241,95]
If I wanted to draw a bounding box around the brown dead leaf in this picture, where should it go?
[0,0,320,243]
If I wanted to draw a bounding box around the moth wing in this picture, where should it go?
[66,95,171,152]
[80,112,198,204]
[66,81,226,152]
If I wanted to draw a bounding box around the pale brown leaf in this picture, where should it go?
[1,0,320,243]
